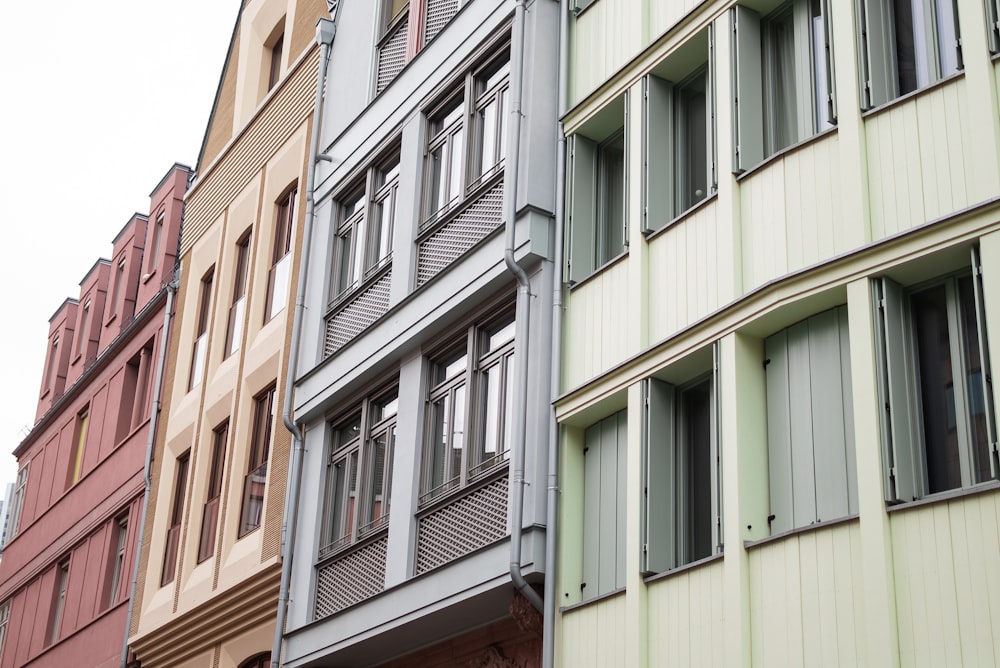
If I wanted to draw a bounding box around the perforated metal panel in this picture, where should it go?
[324,270,392,358]
[314,536,388,618]
[376,16,409,94]
[416,183,504,287]
[415,476,509,574]
[424,0,459,43]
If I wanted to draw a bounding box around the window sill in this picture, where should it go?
[861,70,965,120]
[560,585,626,614]
[886,480,1000,514]
[142,269,157,285]
[642,551,723,584]
[567,250,630,292]
[744,514,859,550]
[735,125,839,182]
[105,313,118,327]
[644,192,718,240]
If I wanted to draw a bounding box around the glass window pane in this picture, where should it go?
[449,128,464,203]
[680,380,712,562]
[598,132,625,265]
[958,276,992,483]
[911,284,962,493]
[478,100,498,176]
[676,70,708,213]
[766,8,797,153]
[336,229,353,294]
[451,385,466,478]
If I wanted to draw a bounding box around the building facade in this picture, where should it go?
[281,0,560,665]
[0,164,189,668]
[556,0,1000,666]
[126,1,331,667]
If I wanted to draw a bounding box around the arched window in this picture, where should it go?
[238,653,271,668]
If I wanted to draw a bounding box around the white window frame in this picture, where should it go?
[857,0,963,109]
[0,600,10,660]
[4,464,29,545]
[875,249,998,502]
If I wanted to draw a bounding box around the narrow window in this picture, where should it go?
[45,336,59,393]
[425,99,466,225]
[161,451,190,586]
[189,268,214,390]
[76,299,91,358]
[596,130,626,267]
[4,464,29,545]
[0,601,10,659]
[105,515,128,607]
[375,0,410,94]
[581,410,627,600]
[147,213,164,273]
[199,421,228,562]
[471,60,510,188]
[67,407,90,488]
[239,653,272,668]
[225,233,251,357]
[110,258,126,318]
[876,252,997,501]
[240,386,275,537]
[266,188,296,322]
[47,560,70,645]
[267,33,284,91]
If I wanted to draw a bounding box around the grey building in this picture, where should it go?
[280,0,561,666]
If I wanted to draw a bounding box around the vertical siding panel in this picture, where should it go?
[866,115,887,239]
[943,81,969,209]
[785,151,806,271]
[798,531,823,665]
[949,500,982,666]
[917,90,946,219]
[933,504,962,666]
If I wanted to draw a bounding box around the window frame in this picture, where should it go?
[225,232,252,358]
[265,186,297,323]
[189,268,214,390]
[4,463,29,545]
[161,451,190,586]
[420,50,511,232]
[642,350,722,576]
[47,559,70,646]
[875,250,998,503]
[199,421,229,562]
[319,383,398,559]
[857,0,963,109]
[0,600,9,660]
[419,306,516,506]
[105,514,128,607]
[67,406,90,488]
[239,385,276,538]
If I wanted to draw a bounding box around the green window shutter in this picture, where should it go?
[858,0,893,107]
[613,411,627,591]
[765,328,796,535]
[643,75,674,233]
[731,5,763,172]
[582,422,602,597]
[643,378,676,574]
[820,0,838,123]
[876,278,918,502]
[583,410,628,598]
[969,247,999,479]
[567,135,597,284]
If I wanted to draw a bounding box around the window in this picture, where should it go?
[421,310,515,504]
[67,407,89,488]
[765,306,857,533]
[644,27,717,230]
[858,0,962,108]
[238,653,271,668]
[4,464,28,545]
[110,258,126,317]
[581,410,627,600]
[189,268,214,390]
[566,96,627,283]
[321,385,398,558]
[422,56,510,229]
[731,0,835,171]
[161,451,189,586]
[48,560,70,645]
[875,251,997,502]
[331,154,399,302]
[199,421,228,562]
[225,233,251,357]
[45,335,59,393]
[76,299,91,358]
[240,386,275,537]
[118,341,154,443]
[266,188,296,322]
[267,32,283,90]
[642,351,721,574]
[0,601,9,660]
[105,515,128,607]
[147,213,164,274]
[374,0,464,94]
[989,0,1000,53]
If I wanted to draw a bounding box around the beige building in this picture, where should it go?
[127,1,328,665]
[556,0,1000,666]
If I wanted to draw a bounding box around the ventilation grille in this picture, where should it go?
[424,0,460,43]
[376,16,409,94]
[314,536,388,619]
[415,476,509,574]
[416,183,504,287]
[324,270,392,358]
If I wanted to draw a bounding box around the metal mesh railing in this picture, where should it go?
[314,536,388,618]
[416,182,504,286]
[415,475,509,574]
[376,15,409,94]
[424,0,459,43]
[323,269,392,358]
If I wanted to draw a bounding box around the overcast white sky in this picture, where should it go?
[0,2,239,489]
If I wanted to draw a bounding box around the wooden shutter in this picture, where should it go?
[643,378,676,574]
[858,0,894,107]
[567,135,597,284]
[731,6,763,172]
[643,75,674,232]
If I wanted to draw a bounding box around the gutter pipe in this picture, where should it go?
[505,0,544,614]
[120,274,179,668]
[541,0,568,664]
[272,8,341,668]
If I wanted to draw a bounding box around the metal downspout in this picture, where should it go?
[542,0,568,664]
[505,0,544,614]
[120,276,178,668]
[272,9,340,668]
